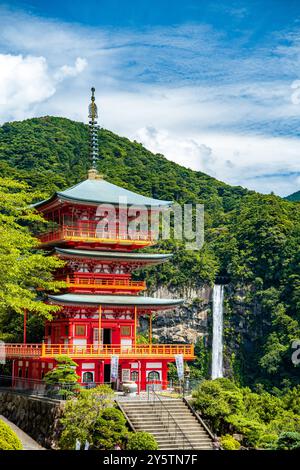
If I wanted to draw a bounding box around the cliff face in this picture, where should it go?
[140,285,212,344]
[140,283,256,381]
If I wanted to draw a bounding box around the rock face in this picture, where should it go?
[141,285,212,343]
[0,391,64,448]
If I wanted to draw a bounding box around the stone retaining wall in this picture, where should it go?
[0,390,64,448]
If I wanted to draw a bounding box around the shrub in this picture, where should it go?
[192,378,300,449]
[225,414,266,447]
[256,433,278,449]
[220,434,240,450]
[127,432,158,450]
[192,379,244,432]
[275,432,300,450]
[92,407,128,450]
[44,355,81,398]
[0,419,22,450]
[59,385,115,449]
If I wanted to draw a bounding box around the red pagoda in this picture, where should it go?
[5,89,194,391]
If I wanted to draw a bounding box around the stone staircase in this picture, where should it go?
[119,398,214,450]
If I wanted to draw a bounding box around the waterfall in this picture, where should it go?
[211,284,224,379]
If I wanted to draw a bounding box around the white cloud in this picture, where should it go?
[0,53,87,121]
[0,54,55,120]
[54,57,87,82]
[132,127,300,196]
[0,6,299,196]
[134,126,216,175]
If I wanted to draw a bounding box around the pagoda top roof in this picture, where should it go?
[48,293,183,310]
[54,248,172,264]
[34,176,172,209]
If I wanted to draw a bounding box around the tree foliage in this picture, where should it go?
[193,378,300,448]
[0,419,22,450]
[0,177,65,341]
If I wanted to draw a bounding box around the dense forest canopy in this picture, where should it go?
[286,190,300,202]
[0,116,299,389]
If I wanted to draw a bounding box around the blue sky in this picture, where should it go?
[1,1,300,195]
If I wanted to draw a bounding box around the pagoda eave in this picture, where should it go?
[48,293,183,309]
[53,247,173,266]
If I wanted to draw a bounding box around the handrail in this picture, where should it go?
[4,343,194,359]
[65,276,146,289]
[183,397,216,441]
[116,400,137,432]
[147,386,195,450]
[39,225,154,244]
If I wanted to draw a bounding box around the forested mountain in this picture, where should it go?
[0,116,300,389]
[286,190,300,202]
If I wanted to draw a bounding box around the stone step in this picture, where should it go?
[120,398,214,451]
[128,415,197,421]
[125,408,193,414]
[126,411,198,422]
[146,430,209,437]
[138,427,205,434]
[154,437,212,444]
[159,445,212,450]
[132,423,205,431]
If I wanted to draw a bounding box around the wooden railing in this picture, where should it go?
[4,343,194,359]
[39,225,154,245]
[65,276,146,291]
[4,344,42,358]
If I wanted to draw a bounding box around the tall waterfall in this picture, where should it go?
[211,284,224,379]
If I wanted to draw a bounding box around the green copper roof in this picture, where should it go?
[34,178,172,208]
[54,247,172,264]
[48,294,183,309]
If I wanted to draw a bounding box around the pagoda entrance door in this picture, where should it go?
[104,364,111,383]
[93,328,112,348]
[103,328,111,345]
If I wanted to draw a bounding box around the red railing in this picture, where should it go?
[4,344,42,358]
[4,343,194,359]
[39,224,154,245]
[65,275,146,291]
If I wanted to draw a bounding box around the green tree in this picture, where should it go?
[0,177,64,341]
[59,385,116,449]
[275,432,300,450]
[44,356,80,398]
[92,407,128,450]
[127,431,158,450]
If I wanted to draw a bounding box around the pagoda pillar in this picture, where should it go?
[134,306,137,347]
[98,305,102,352]
[23,309,27,344]
[149,312,152,352]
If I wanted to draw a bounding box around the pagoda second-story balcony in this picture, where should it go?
[38,223,154,249]
[63,273,146,294]
[5,343,195,360]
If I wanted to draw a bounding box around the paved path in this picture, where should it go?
[0,415,44,450]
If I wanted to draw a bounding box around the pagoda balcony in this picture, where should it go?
[5,343,195,360]
[63,274,146,293]
[38,224,154,248]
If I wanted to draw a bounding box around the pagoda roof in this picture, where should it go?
[48,293,183,310]
[34,177,172,209]
[54,247,172,264]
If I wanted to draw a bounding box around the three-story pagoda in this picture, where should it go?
[6,89,194,391]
